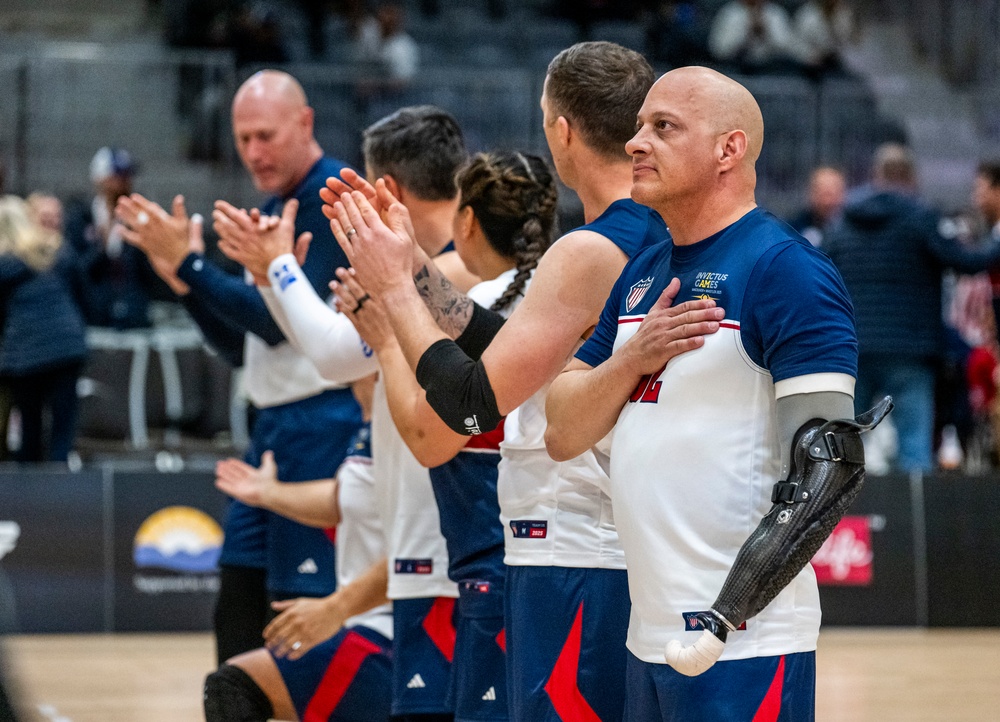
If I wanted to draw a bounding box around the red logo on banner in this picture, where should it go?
[811,516,873,586]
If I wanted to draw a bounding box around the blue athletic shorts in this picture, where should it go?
[273,622,392,722]
[504,566,631,722]
[624,649,816,722]
[391,596,458,717]
[449,582,507,721]
[219,387,363,597]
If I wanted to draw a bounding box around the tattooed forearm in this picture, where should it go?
[414,263,474,339]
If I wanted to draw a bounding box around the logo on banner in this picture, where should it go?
[0,521,20,560]
[811,516,874,585]
[133,506,223,574]
[625,277,654,313]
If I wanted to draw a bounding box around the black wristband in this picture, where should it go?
[416,338,503,436]
[454,302,506,360]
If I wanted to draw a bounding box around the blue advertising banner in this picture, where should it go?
[0,467,107,632]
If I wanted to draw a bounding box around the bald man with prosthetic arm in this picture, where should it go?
[545,67,889,720]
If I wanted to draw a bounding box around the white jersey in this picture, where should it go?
[576,209,858,663]
[496,199,669,570]
[498,387,625,569]
[264,254,456,601]
[453,269,607,571]
[335,444,393,639]
[371,377,457,600]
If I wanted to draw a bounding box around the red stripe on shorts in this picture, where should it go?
[422,597,457,663]
[544,602,601,722]
[751,655,786,722]
[302,630,383,722]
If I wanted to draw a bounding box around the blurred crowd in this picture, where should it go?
[4,140,1000,475]
[3,0,1000,476]
[165,0,858,80]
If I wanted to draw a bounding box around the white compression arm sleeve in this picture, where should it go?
[262,254,378,385]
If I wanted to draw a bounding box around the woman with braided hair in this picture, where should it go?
[329,150,557,722]
[452,151,558,316]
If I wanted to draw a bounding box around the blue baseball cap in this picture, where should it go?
[90,146,138,183]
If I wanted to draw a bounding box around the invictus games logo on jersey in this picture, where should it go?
[691,271,729,300]
[625,277,654,312]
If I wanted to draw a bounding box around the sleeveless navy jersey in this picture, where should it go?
[577,198,668,257]
[427,422,506,587]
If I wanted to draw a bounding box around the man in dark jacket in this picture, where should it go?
[825,144,1000,472]
[64,147,154,330]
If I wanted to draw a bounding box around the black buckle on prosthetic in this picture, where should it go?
[807,428,866,464]
[769,396,895,506]
[771,479,808,504]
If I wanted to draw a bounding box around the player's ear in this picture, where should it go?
[556,115,572,150]
[382,174,402,201]
[718,130,748,171]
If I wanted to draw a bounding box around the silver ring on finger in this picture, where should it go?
[291,641,302,651]
[136,211,150,226]
[346,227,357,238]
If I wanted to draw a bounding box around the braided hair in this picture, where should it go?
[455,152,558,313]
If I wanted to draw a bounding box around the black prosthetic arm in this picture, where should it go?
[665,396,893,676]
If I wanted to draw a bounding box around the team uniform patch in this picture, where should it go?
[395,559,434,574]
[509,520,548,539]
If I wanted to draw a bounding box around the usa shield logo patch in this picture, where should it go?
[625,277,654,312]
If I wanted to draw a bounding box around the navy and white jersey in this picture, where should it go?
[427,269,518,590]
[576,207,857,664]
[274,425,393,721]
[334,423,393,639]
[499,199,667,569]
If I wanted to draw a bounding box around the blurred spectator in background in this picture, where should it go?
[64,147,153,329]
[958,279,1000,466]
[708,0,802,75]
[229,2,289,67]
[0,196,88,463]
[645,1,711,68]
[824,144,1000,473]
[354,2,419,86]
[26,192,63,235]
[976,161,1000,325]
[793,0,857,78]
[787,165,846,247]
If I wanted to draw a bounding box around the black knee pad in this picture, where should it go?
[203,664,273,722]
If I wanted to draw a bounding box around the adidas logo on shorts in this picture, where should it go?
[297,558,318,574]
[481,686,497,701]
[406,674,426,689]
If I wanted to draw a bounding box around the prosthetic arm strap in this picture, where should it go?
[415,338,503,436]
[454,301,506,360]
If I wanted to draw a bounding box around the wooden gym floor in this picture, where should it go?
[3,629,999,721]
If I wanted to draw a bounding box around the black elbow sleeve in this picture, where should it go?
[454,302,506,360]
[415,339,502,436]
